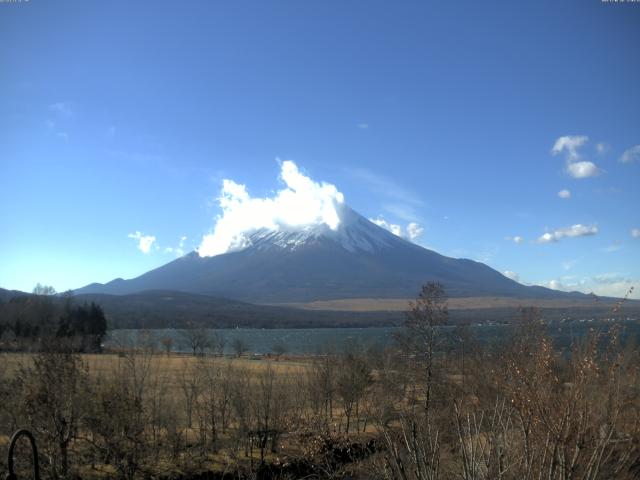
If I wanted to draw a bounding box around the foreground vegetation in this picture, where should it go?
[1,284,639,479]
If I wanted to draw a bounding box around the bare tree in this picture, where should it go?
[336,347,371,433]
[231,337,249,358]
[212,331,226,356]
[18,350,88,479]
[403,281,448,415]
[160,336,173,356]
[272,342,288,360]
[180,323,211,356]
[178,360,201,428]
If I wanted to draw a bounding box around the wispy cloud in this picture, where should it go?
[49,101,74,118]
[165,235,189,257]
[545,279,570,291]
[356,123,369,129]
[539,273,638,299]
[381,203,422,222]
[551,135,601,178]
[620,145,640,164]
[128,231,157,254]
[345,167,424,208]
[503,270,520,281]
[370,216,424,242]
[596,142,609,155]
[406,222,424,241]
[632,228,640,239]
[557,189,571,199]
[603,243,622,253]
[552,135,588,161]
[505,235,524,245]
[371,217,402,237]
[537,224,598,244]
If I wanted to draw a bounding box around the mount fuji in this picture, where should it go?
[75,206,583,304]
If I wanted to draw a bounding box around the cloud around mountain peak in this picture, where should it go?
[198,161,345,257]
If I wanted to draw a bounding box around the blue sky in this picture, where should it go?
[1,0,639,298]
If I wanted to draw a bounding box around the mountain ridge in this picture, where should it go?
[75,206,588,303]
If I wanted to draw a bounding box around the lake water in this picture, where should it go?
[105,320,640,355]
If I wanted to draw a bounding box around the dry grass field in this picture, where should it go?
[0,352,312,378]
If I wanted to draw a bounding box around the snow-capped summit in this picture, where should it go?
[245,206,400,254]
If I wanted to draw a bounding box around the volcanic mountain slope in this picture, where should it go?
[76,206,585,303]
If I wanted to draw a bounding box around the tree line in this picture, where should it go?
[0,284,107,352]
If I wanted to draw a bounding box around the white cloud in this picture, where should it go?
[566,161,600,178]
[557,189,571,199]
[357,123,369,129]
[128,231,157,254]
[199,161,345,257]
[176,236,187,256]
[371,217,403,237]
[562,259,577,270]
[164,236,188,257]
[632,228,640,238]
[370,217,424,242]
[620,145,640,164]
[547,279,566,291]
[588,274,637,299]
[551,135,601,178]
[551,135,588,161]
[503,270,520,282]
[537,224,598,244]
[590,281,637,299]
[407,222,424,241]
[539,274,638,299]
[505,235,524,244]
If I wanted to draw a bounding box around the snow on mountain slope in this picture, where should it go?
[246,206,399,254]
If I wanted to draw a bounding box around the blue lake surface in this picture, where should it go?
[105,320,640,355]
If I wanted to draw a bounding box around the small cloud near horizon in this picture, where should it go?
[537,224,598,244]
[128,231,157,254]
[503,270,520,281]
[505,235,524,244]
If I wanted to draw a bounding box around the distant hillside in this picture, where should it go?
[2,288,637,330]
[74,290,402,329]
[0,288,28,304]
